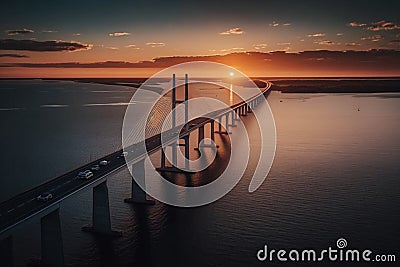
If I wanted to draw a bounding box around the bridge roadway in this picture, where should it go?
[0,81,271,236]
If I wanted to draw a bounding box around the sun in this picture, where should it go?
[229,72,235,77]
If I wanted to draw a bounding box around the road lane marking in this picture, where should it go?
[17,203,25,208]
[7,208,15,213]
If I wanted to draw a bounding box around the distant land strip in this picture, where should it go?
[1,78,400,93]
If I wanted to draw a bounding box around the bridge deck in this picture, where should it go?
[0,81,271,235]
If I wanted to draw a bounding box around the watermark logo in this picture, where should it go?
[122,61,276,207]
[257,238,396,263]
[336,237,347,249]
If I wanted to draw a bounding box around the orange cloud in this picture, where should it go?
[314,40,336,45]
[368,20,400,31]
[126,44,140,49]
[219,27,244,35]
[269,22,291,27]
[253,43,268,50]
[307,33,326,37]
[361,35,383,42]
[348,22,367,27]
[345,42,361,47]
[0,53,28,58]
[146,42,165,47]
[6,28,34,35]
[42,30,58,33]
[108,32,131,37]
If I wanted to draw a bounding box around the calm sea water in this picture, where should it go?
[1,80,399,266]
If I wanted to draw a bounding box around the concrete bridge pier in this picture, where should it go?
[0,235,13,267]
[228,111,237,127]
[242,105,248,116]
[210,121,215,143]
[125,161,155,205]
[41,208,64,267]
[83,181,123,236]
[194,122,219,151]
[182,135,190,169]
[157,137,195,173]
[217,116,222,132]
[247,102,253,113]
[194,124,204,150]
[209,121,219,148]
[239,106,245,116]
[234,108,240,121]
[214,114,231,135]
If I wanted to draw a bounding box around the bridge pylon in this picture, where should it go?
[0,235,13,267]
[125,160,155,205]
[82,181,122,236]
[41,208,65,267]
[156,74,195,173]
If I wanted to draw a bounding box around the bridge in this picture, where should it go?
[0,76,272,267]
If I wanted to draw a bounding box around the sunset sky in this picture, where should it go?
[1,0,400,77]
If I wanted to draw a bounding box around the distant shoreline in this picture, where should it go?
[1,77,400,93]
[269,79,400,93]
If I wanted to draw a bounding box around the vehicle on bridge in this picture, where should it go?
[118,152,128,158]
[77,170,94,179]
[91,164,100,171]
[36,192,53,202]
[99,160,109,166]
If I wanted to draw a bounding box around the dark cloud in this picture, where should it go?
[368,20,400,31]
[348,20,400,31]
[269,22,291,27]
[314,40,336,45]
[347,22,367,27]
[0,39,92,52]
[6,28,34,35]
[361,35,383,42]
[0,60,154,68]
[0,53,29,58]
[219,27,244,35]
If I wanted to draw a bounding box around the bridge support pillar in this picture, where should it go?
[234,109,240,121]
[41,209,64,267]
[247,102,253,113]
[197,125,204,147]
[83,181,123,236]
[210,121,215,142]
[194,125,204,150]
[183,135,190,169]
[194,123,218,151]
[0,235,13,267]
[229,111,237,127]
[214,114,231,135]
[226,113,231,132]
[125,161,155,205]
[243,105,248,116]
[157,137,195,173]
